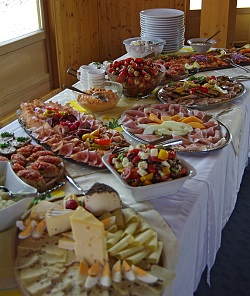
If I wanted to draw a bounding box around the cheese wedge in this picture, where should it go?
[70,206,108,266]
[46,209,74,237]
[30,200,62,221]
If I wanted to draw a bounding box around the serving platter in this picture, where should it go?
[157,75,245,110]
[13,194,175,295]
[119,103,231,153]
[17,99,128,169]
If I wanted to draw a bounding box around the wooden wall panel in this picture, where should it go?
[47,0,185,87]
[0,40,51,118]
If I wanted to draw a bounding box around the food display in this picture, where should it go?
[18,99,128,168]
[14,183,175,295]
[102,149,196,201]
[105,144,187,187]
[119,103,231,152]
[0,141,65,192]
[157,75,244,108]
[77,81,122,112]
[123,37,165,58]
[0,161,37,231]
[155,46,250,79]
[0,132,32,156]
[106,58,166,97]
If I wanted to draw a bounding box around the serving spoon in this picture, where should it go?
[205,30,220,43]
[64,85,108,102]
[0,182,65,199]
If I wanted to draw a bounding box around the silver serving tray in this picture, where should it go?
[157,76,245,110]
[121,115,231,153]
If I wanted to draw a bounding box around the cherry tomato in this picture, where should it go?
[168,150,176,160]
[132,155,141,165]
[131,167,139,179]
[148,164,157,174]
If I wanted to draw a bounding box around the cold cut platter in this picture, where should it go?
[17,99,128,168]
[157,75,245,109]
[118,103,231,153]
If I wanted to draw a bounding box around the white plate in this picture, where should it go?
[0,161,37,231]
[140,8,184,18]
[102,154,196,202]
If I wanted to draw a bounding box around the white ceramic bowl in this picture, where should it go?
[187,38,217,52]
[102,153,196,202]
[0,161,37,231]
[123,37,165,58]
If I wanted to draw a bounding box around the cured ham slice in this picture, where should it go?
[18,99,128,167]
[120,103,228,152]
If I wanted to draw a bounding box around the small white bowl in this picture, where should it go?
[187,38,217,52]
[102,153,196,202]
[0,161,37,231]
[123,37,165,58]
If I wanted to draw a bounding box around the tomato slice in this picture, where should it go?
[121,168,133,180]
[108,154,116,165]
[94,138,111,146]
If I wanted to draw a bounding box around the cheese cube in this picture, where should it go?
[46,209,74,237]
[70,206,108,266]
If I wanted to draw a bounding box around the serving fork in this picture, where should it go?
[223,57,250,73]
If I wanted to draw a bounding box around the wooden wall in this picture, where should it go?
[46,0,186,88]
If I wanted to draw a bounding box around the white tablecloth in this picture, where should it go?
[1,66,250,296]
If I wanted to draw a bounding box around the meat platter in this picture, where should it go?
[118,103,231,153]
[157,75,245,109]
[154,45,250,83]
[17,99,128,168]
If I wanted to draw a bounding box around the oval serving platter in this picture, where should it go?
[157,75,245,110]
[119,104,232,153]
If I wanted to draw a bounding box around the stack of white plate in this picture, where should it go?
[140,8,185,53]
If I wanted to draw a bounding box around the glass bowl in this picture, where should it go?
[106,59,166,97]
[123,37,165,58]
[187,38,217,52]
[76,80,123,112]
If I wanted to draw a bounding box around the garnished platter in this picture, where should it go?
[119,103,231,153]
[13,183,175,295]
[0,133,65,192]
[157,75,245,109]
[17,99,128,168]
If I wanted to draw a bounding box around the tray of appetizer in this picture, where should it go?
[155,45,250,77]
[157,75,245,109]
[14,183,175,295]
[17,99,128,168]
[118,103,231,153]
[0,133,65,192]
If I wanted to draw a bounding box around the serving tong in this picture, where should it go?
[223,57,250,74]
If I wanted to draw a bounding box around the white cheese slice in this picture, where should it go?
[30,200,62,221]
[46,209,74,237]
[58,236,75,250]
[70,206,108,266]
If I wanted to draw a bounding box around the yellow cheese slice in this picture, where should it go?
[46,209,74,237]
[70,206,108,266]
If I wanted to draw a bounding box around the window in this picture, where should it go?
[190,0,250,10]
[0,0,43,44]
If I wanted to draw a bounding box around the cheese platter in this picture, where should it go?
[13,183,176,295]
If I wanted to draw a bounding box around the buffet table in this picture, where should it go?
[0,65,250,296]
